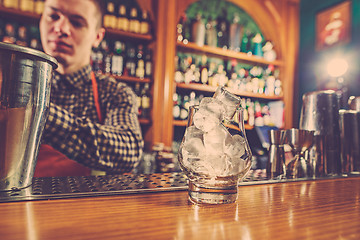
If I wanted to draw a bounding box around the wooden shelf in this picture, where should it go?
[176,41,284,67]
[173,120,254,130]
[139,118,151,125]
[0,6,40,22]
[0,7,153,42]
[113,75,151,84]
[105,28,153,42]
[176,83,283,100]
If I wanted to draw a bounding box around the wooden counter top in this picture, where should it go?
[1,176,360,240]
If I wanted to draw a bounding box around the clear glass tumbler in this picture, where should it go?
[178,87,252,204]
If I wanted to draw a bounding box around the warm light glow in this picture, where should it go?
[326,58,349,77]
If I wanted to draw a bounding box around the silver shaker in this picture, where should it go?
[266,129,286,179]
[339,110,360,174]
[299,90,341,176]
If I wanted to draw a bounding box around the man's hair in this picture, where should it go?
[90,0,106,28]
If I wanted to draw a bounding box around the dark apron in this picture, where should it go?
[34,72,103,177]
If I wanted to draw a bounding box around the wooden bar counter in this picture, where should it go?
[1,176,360,240]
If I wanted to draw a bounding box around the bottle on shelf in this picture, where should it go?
[199,55,209,85]
[134,83,142,116]
[111,40,125,76]
[15,25,28,47]
[135,44,145,79]
[191,13,205,47]
[140,83,151,119]
[34,0,45,15]
[205,18,217,47]
[117,4,129,32]
[101,40,111,75]
[173,92,181,120]
[240,30,250,54]
[19,0,34,13]
[125,45,136,77]
[177,13,191,44]
[229,13,242,52]
[180,95,189,120]
[28,25,42,50]
[128,7,141,34]
[216,11,229,49]
[91,43,103,74]
[252,33,263,57]
[140,10,150,35]
[3,0,18,9]
[144,48,152,78]
[2,22,17,44]
[104,0,117,29]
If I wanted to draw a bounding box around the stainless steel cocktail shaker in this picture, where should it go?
[0,42,57,191]
[299,90,341,176]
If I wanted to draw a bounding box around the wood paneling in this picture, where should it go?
[1,177,360,239]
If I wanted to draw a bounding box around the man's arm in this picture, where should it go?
[42,83,144,173]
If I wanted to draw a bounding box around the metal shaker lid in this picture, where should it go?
[299,90,340,135]
[0,42,58,69]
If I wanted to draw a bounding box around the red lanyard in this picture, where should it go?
[90,71,103,124]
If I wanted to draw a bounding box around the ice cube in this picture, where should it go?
[199,97,226,120]
[224,134,246,158]
[203,124,231,156]
[205,154,233,176]
[193,108,220,132]
[182,136,205,159]
[213,87,241,121]
[184,125,203,141]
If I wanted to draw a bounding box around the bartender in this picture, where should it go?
[34,0,144,177]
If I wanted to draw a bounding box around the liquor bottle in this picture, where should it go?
[20,0,34,12]
[111,41,125,76]
[174,54,184,83]
[252,33,263,57]
[241,98,249,124]
[28,25,42,50]
[141,83,151,119]
[180,95,189,120]
[241,30,250,53]
[144,48,152,78]
[176,14,185,42]
[129,7,140,34]
[104,1,117,29]
[3,0,18,9]
[177,13,191,44]
[101,40,111,75]
[229,14,242,52]
[134,83,142,116]
[217,12,229,49]
[2,22,16,44]
[92,42,104,74]
[173,92,181,120]
[189,91,196,107]
[191,13,205,47]
[207,61,217,87]
[125,45,136,77]
[135,44,145,79]
[15,25,28,47]
[227,60,238,89]
[34,0,45,15]
[199,55,209,85]
[205,19,217,47]
[140,10,150,35]
[117,4,129,31]
[215,64,228,87]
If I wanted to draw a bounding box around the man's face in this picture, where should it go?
[40,0,104,74]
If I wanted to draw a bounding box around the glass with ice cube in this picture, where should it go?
[178,87,252,204]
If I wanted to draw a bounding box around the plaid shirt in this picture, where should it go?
[42,65,144,174]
